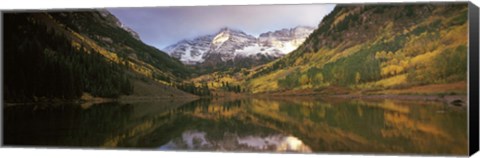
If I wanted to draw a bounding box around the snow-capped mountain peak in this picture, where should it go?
[163,26,314,66]
[163,35,214,65]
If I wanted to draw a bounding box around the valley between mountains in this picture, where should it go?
[3,3,471,154]
[4,3,469,104]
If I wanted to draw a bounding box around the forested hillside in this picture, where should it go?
[48,11,191,80]
[245,3,468,94]
[4,12,196,102]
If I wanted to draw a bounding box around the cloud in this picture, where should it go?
[108,4,335,49]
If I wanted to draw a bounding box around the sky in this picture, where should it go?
[108,4,335,49]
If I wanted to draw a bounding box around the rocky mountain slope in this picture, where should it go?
[98,10,141,40]
[164,26,314,68]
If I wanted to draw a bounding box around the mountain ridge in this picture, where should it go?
[164,26,315,67]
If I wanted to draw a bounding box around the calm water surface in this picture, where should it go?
[4,97,467,155]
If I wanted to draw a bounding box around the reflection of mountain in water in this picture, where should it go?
[4,97,467,155]
[159,130,311,152]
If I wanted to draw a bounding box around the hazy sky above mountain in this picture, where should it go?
[108,4,335,49]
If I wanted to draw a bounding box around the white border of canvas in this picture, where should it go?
[0,0,478,158]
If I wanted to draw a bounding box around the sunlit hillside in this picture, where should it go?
[242,4,468,95]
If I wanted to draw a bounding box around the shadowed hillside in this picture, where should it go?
[4,11,197,102]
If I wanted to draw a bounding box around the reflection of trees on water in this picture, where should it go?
[4,97,468,155]
[169,98,243,115]
[4,102,135,147]
[167,98,467,155]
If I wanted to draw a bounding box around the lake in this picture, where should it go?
[3,97,468,155]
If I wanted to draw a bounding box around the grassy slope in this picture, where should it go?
[121,77,197,99]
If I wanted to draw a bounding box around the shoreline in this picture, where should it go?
[328,94,467,107]
[4,93,468,108]
[4,95,201,107]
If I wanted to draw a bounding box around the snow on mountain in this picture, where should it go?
[258,26,314,54]
[163,26,314,65]
[206,27,258,62]
[164,35,214,64]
